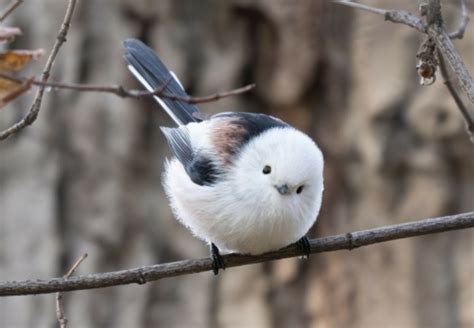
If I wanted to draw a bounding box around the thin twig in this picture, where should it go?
[427,24,474,103]
[333,1,387,16]
[422,0,474,141]
[0,0,23,22]
[333,1,427,32]
[174,84,256,104]
[336,0,474,141]
[0,72,256,104]
[334,1,474,101]
[0,0,78,141]
[56,253,88,328]
[449,0,470,39]
[438,51,474,141]
[0,212,472,297]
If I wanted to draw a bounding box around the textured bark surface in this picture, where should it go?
[0,1,473,327]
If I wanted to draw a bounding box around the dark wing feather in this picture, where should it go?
[161,127,220,186]
[123,39,201,125]
[160,127,194,167]
[186,157,221,186]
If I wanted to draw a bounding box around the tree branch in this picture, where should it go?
[174,84,256,104]
[333,1,427,32]
[0,1,254,140]
[0,72,255,104]
[0,212,472,297]
[427,24,474,102]
[336,0,474,140]
[55,253,88,328]
[438,51,474,141]
[334,1,474,103]
[0,0,78,141]
[0,0,23,22]
[449,0,470,39]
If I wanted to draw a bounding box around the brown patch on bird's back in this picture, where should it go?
[210,117,247,163]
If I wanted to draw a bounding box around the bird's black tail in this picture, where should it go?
[123,38,201,125]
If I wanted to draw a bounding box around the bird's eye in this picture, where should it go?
[296,185,304,194]
[262,165,271,174]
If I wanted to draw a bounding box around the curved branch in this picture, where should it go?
[449,0,470,39]
[0,73,256,104]
[0,212,472,297]
[438,51,474,141]
[335,1,474,103]
[427,25,474,103]
[0,0,23,22]
[56,253,88,328]
[0,0,78,141]
[333,1,426,32]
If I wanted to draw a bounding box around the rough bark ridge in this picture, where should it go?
[0,1,473,327]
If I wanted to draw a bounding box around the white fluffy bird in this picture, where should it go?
[124,39,324,274]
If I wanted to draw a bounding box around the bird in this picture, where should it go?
[123,39,324,274]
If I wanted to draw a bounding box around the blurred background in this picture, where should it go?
[0,0,473,327]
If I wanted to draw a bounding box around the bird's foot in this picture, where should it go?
[210,243,226,275]
[296,236,311,258]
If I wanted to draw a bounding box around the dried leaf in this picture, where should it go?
[0,78,20,91]
[0,49,44,72]
[0,49,43,107]
[0,79,32,108]
[0,26,21,42]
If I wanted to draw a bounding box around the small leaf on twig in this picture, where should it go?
[0,49,44,72]
[0,78,32,108]
[0,49,44,107]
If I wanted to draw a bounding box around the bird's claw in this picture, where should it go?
[210,243,226,275]
[296,236,311,258]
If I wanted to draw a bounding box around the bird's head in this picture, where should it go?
[230,127,324,220]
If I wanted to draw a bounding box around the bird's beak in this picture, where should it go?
[275,184,290,195]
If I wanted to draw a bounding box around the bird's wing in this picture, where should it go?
[160,127,194,167]
[161,126,220,186]
[123,38,201,126]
